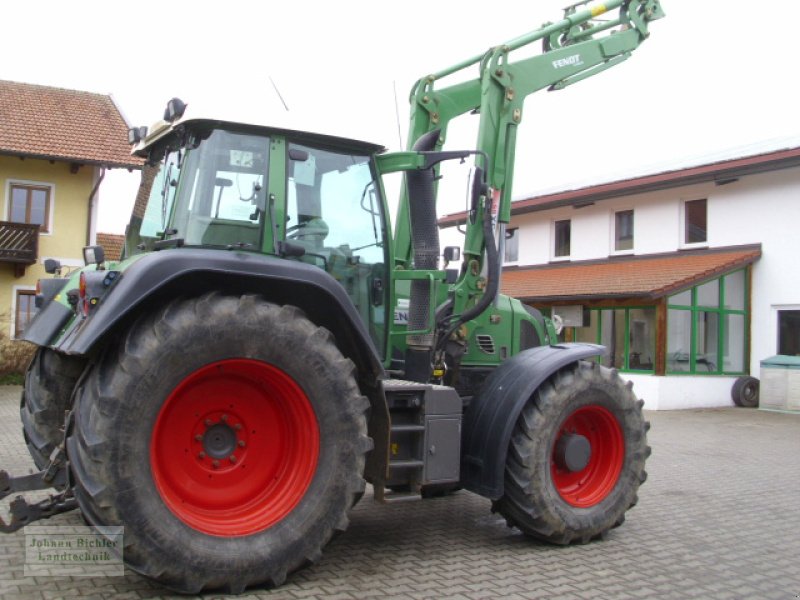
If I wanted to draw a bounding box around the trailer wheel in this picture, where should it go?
[20,348,84,469]
[494,361,649,544]
[67,294,370,594]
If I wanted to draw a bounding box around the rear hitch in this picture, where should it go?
[0,448,77,533]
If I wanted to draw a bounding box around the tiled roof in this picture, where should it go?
[0,80,142,169]
[96,232,125,261]
[501,246,761,302]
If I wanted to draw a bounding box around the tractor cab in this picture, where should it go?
[126,117,392,352]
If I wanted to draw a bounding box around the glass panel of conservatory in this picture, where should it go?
[628,308,656,371]
[696,311,719,372]
[724,314,745,372]
[667,309,692,372]
[724,270,745,310]
[600,309,625,369]
[696,279,719,308]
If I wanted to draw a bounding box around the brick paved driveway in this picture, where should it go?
[0,383,798,599]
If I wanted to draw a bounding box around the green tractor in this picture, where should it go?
[3,0,662,593]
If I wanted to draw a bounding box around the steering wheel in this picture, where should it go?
[285,222,307,239]
[287,218,329,242]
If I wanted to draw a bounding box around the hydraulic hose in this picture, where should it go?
[436,198,499,355]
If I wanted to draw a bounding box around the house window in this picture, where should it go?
[614,209,634,252]
[504,228,519,263]
[9,184,52,232]
[553,219,571,258]
[684,198,707,245]
[15,290,37,338]
[777,310,800,355]
[667,269,748,374]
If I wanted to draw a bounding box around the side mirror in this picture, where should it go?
[43,258,61,275]
[443,246,461,263]
[83,245,105,267]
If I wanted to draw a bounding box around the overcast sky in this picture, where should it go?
[5,1,800,233]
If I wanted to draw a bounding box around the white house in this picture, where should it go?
[439,138,800,409]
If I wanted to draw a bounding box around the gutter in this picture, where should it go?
[86,167,106,246]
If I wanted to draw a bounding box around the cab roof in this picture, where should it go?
[132,116,386,158]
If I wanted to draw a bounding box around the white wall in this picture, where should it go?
[708,168,800,377]
[623,373,737,410]
[504,164,800,387]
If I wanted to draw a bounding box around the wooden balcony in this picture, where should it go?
[0,221,40,277]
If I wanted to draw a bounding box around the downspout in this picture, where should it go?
[86,166,106,246]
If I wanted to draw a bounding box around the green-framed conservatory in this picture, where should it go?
[501,245,760,377]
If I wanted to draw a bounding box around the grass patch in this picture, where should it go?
[0,372,24,386]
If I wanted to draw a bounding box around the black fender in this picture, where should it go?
[51,249,384,380]
[460,343,604,500]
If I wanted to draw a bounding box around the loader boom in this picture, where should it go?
[393,0,664,319]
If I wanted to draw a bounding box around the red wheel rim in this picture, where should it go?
[150,359,319,536]
[551,405,624,508]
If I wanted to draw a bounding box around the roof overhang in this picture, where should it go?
[0,149,143,171]
[501,245,761,303]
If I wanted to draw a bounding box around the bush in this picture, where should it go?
[0,319,35,384]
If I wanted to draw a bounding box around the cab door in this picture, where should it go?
[284,141,390,356]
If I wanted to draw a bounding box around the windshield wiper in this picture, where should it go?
[153,238,185,250]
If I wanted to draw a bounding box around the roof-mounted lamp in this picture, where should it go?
[127,126,148,145]
[164,97,187,122]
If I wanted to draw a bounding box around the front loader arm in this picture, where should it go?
[394,0,664,285]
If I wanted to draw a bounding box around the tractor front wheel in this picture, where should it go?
[67,294,370,593]
[494,361,650,544]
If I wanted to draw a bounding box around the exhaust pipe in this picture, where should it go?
[404,129,441,382]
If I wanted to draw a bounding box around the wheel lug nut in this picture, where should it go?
[205,419,214,427]
[198,452,206,459]
[194,434,203,442]
[221,414,228,422]
[229,455,237,464]
[234,424,242,431]
[212,460,220,468]
[238,440,246,448]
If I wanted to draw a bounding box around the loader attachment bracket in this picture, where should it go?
[0,492,78,533]
[0,449,77,533]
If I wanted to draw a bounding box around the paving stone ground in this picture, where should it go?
[0,384,798,599]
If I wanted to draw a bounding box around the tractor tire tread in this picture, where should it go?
[20,348,84,469]
[494,361,650,545]
[67,293,369,593]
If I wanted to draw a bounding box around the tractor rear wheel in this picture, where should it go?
[67,294,371,594]
[494,361,649,544]
[20,348,84,469]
